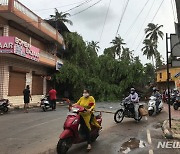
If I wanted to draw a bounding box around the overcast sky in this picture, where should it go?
[19,0,177,64]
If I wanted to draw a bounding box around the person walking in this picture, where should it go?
[49,87,57,111]
[23,85,32,113]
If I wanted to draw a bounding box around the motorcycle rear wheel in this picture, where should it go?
[114,109,124,123]
[57,138,72,154]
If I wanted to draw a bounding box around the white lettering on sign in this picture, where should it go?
[15,37,31,48]
[0,42,14,49]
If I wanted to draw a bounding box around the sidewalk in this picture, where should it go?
[162,103,180,139]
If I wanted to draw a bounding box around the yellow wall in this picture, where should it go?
[156,67,180,82]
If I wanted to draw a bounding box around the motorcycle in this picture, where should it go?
[0,99,9,113]
[40,95,52,112]
[173,95,180,110]
[148,96,163,116]
[57,104,102,154]
[170,93,176,105]
[114,99,143,123]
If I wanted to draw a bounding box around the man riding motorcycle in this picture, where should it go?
[152,87,161,113]
[125,88,139,121]
[73,89,101,151]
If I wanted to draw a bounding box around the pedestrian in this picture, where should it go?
[49,87,57,111]
[23,85,32,113]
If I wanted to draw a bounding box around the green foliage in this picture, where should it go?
[55,32,156,101]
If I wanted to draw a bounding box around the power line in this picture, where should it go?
[115,0,130,36]
[32,0,86,12]
[130,0,156,49]
[134,0,165,52]
[64,0,93,13]
[151,0,165,21]
[99,0,112,42]
[123,0,150,38]
[71,0,103,16]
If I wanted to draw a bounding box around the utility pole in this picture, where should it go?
[166,33,172,128]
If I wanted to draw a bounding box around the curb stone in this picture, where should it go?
[162,120,180,140]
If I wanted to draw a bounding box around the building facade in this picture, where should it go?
[156,66,180,92]
[0,0,64,105]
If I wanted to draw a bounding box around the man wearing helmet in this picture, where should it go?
[125,88,139,121]
[152,87,161,112]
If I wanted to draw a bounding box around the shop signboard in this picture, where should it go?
[0,36,40,61]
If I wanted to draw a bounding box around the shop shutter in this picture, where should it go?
[9,72,26,96]
[32,75,43,95]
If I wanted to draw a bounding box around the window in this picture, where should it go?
[0,27,3,36]
[160,73,162,79]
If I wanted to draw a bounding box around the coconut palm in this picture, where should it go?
[111,35,126,59]
[141,39,157,66]
[145,23,163,43]
[50,8,73,26]
[88,41,100,53]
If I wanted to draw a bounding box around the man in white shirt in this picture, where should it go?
[126,88,139,121]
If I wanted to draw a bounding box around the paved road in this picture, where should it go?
[0,102,179,154]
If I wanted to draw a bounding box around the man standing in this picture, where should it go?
[49,87,57,111]
[23,85,32,113]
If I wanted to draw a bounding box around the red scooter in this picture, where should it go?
[57,104,102,154]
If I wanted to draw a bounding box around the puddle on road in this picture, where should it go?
[120,138,146,154]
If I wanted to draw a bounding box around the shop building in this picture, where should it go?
[156,66,180,92]
[0,0,64,105]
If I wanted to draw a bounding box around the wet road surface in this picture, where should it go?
[0,102,179,154]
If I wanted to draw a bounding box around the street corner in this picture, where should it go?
[162,119,180,140]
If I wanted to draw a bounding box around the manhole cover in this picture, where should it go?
[120,138,146,154]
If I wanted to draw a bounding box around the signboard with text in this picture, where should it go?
[0,36,40,61]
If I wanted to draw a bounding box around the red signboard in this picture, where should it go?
[0,36,40,61]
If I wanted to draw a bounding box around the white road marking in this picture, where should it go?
[147,129,152,144]
[149,149,154,154]
[147,129,154,154]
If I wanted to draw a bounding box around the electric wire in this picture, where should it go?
[99,0,112,42]
[115,0,130,36]
[123,0,150,38]
[71,0,103,16]
[64,0,93,13]
[134,0,165,52]
[130,0,156,49]
[32,0,86,12]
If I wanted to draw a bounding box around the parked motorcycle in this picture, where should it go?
[114,99,143,123]
[57,104,102,154]
[148,96,163,116]
[170,93,176,105]
[40,95,52,112]
[0,99,9,113]
[173,95,180,110]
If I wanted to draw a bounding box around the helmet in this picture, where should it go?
[153,87,157,91]
[130,88,135,94]
[131,88,135,91]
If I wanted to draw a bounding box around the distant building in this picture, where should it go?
[0,0,64,105]
[156,66,180,91]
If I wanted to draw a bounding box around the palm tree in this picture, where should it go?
[141,39,157,66]
[111,35,126,59]
[145,23,164,43]
[88,41,100,53]
[50,8,73,26]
